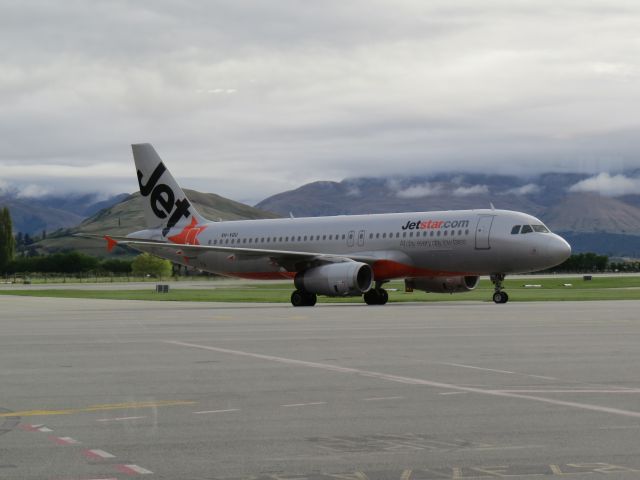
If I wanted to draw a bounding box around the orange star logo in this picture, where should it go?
[168,217,207,245]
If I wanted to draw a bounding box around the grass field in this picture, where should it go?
[1,276,639,303]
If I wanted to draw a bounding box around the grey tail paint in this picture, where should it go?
[132,143,207,236]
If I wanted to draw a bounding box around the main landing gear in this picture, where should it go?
[490,274,509,304]
[291,290,317,307]
[363,281,389,306]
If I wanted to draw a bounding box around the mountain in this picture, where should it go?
[255,172,640,257]
[0,193,128,235]
[37,189,280,257]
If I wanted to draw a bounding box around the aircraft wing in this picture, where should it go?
[74,234,381,271]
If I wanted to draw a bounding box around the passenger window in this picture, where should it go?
[409,232,413,237]
[458,230,462,236]
[329,235,332,240]
[437,231,441,237]
[376,233,380,239]
[342,234,346,240]
[450,230,455,236]
[430,231,434,237]
[213,240,217,245]
[511,225,521,234]
[322,235,326,240]
[443,231,447,237]
[382,233,386,239]
[521,225,533,234]
[369,233,373,239]
[304,236,307,241]
[297,236,301,241]
[396,232,400,238]
[465,229,469,235]
[243,238,247,244]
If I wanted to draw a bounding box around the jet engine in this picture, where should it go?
[295,262,373,296]
[405,276,480,293]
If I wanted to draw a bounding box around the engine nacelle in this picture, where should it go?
[405,275,480,293]
[295,262,373,297]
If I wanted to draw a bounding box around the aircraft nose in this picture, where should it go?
[546,235,572,265]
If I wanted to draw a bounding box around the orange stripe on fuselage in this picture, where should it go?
[371,260,472,280]
[230,272,297,280]
[227,260,472,282]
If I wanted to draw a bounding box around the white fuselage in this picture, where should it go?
[129,208,571,281]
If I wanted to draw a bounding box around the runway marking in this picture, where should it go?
[96,416,147,422]
[50,435,80,445]
[440,392,468,396]
[165,340,640,420]
[363,396,404,401]
[193,409,239,415]
[498,389,640,394]
[83,449,116,460]
[281,402,327,407]
[116,464,153,475]
[20,424,53,432]
[0,400,196,418]
[440,362,558,380]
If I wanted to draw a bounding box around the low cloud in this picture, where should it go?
[452,185,489,197]
[396,183,444,198]
[569,173,640,197]
[15,184,53,198]
[506,183,541,195]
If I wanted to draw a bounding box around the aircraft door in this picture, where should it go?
[475,215,494,250]
[357,230,365,247]
[347,230,355,247]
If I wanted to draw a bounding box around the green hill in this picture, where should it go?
[37,189,280,257]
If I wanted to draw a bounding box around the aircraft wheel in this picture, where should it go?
[493,291,508,304]
[364,289,388,305]
[304,292,317,306]
[363,289,379,305]
[291,290,306,307]
[378,289,389,305]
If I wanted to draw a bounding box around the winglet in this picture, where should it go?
[105,235,118,253]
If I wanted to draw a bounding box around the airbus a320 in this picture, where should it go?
[84,144,572,306]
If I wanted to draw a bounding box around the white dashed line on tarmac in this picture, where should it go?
[363,396,404,401]
[193,409,239,415]
[96,416,146,422]
[166,340,640,420]
[439,362,558,380]
[281,402,326,407]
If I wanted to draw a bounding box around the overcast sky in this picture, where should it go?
[1,1,640,204]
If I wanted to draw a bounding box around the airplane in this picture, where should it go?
[83,143,572,307]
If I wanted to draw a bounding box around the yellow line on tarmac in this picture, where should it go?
[0,400,196,418]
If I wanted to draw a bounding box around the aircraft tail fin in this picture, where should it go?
[132,143,207,237]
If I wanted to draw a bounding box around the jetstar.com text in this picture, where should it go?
[401,219,470,230]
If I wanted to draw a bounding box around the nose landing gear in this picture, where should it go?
[490,274,509,304]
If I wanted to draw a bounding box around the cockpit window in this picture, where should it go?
[521,225,533,234]
[511,225,521,234]
[531,224,549,233]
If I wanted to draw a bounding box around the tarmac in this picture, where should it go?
[1,296,640,479]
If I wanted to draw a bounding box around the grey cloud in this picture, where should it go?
[1,1,640,204]
[569,173,640,197]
